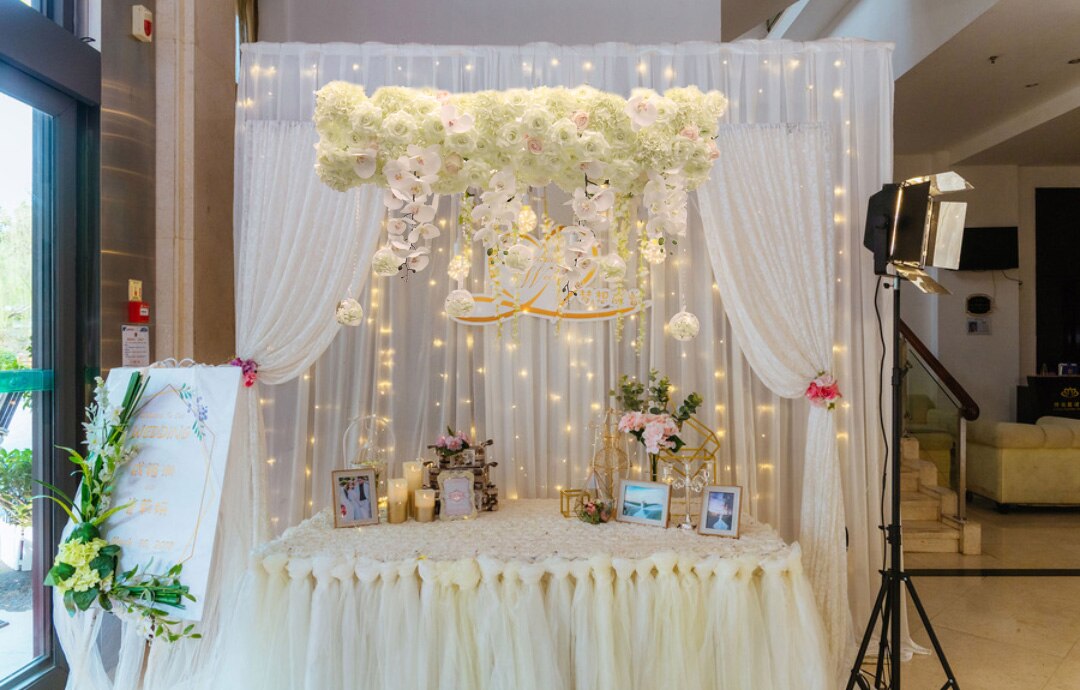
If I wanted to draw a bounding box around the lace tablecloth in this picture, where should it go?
[257,499,790,563]
[228,499,830,690]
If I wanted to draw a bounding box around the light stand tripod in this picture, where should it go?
[844,274,959,690]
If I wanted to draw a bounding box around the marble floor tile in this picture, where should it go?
[902,624,1060,690]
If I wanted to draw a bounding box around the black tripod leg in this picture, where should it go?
[904,575,960,689]
[846,578,889,690]
[874,585,892,689]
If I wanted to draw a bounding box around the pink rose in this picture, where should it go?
[707,140,720,161]
[443,152,464,175]
[679,125,699,141]
[525,135,544,155]
[571,110,590,131]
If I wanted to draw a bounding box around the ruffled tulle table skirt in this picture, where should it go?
[229,499,830,690]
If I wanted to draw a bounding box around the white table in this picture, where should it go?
[233,500,830,690]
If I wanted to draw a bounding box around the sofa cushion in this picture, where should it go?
[970,421,1046,449]
[1040,424,1074,449]
[1037,417,1080,449]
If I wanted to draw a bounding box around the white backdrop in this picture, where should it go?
[237,39,893,657]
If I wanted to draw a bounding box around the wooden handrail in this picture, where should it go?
[899,319,980,421]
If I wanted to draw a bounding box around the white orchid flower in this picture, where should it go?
[407,144,442,176]
[409,223,440,243]
[386,217,408,236]
[626,93,658,130]
[489,169,517,196]
[348,146,379,179]
[568,188,600,222]
[407,248,431,273]
[383,188,404,211]
[440,104,474,133]
[471,203,495,227]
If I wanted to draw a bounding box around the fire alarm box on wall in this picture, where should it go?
[128,279,150,323]
[132,5,153,42]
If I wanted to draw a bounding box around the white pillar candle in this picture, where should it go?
[403,461,423,515]
[388,478,408,523]
[415,489,435,523]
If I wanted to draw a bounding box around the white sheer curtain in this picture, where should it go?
[238,39,893,649]
[697,123,848,671]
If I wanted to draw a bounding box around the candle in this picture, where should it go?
[415,489,435,523]
[403,461,423,515]
[388,478,408,523]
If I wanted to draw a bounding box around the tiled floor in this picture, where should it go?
[889,501,1080,689]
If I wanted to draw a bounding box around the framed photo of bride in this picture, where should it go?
[698,485,742,538]
[332,468,379,527]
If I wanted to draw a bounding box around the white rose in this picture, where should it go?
[445,289,476,317]
[667,310,700,341]
[522,107,553,135]
[335,298,364,326]
[381,112,417,144]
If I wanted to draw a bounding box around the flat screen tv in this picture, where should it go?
[957,226,1019,271]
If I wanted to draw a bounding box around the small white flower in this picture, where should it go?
[406,144,442,176]
[335,298,364,326]
[347,146,378,179]
[598,253,627,284]
[626,93,658,130]
[386,217,408,236]
[440,104,474,133]
[372,247,403,276]
[668,311,700,341]
[407,248,431,273]
[504,242,535,272]
[445,289,476,317]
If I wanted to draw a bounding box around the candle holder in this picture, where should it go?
[662,460,711,530]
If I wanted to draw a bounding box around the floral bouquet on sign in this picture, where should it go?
[611,369,703,481]
[39,372,198,642]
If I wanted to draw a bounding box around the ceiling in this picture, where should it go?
[895,0,1080,164]
[721,0,794,40]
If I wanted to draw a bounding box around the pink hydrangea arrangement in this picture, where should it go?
[617,412,681,454]
[805,372,842,410]
[611,369,703,480]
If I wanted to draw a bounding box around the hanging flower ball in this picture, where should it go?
[668,311,700,341]
[504,242,535,272]
[517,204,538,234]
[335,298,364,326]
[372,247,403,277]
[642,237,667,265]
[445,289,476,318]
[598,253,627,284]
[447,253,471,282]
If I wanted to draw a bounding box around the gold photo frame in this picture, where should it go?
[697,485,742,538]
[615,479,671,528]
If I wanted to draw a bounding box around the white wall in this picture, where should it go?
[896,156,1080,423]
[259,0,722,45]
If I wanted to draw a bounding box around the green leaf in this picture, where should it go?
[190,633,202,639]
[63,590,76,616]
[70,522,101,543]
[99,544,121,557]
[45,561,76,586]
[89,554,115,579]
[91,500,135,527]
[72,587,98,611]
[182,624,194,635]
[98,590,113,611]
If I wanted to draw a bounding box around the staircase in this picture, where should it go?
[900,436,981,555]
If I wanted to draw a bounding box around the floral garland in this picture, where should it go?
[41,373,198,642]
[314,83,723,340]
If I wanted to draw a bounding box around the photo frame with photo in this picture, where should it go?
[332,468,379,528]
[615,479,671,528]
[697,485,742,537]
[438,469,477,521]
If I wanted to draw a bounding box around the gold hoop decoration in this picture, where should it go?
[658,415,720,482]
[585,408,631,500]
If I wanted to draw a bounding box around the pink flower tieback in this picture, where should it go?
[230,358,259,387]
[806,372,841,410]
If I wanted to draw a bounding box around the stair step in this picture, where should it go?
[903,520,961,554]
[901,436,920,462]
[901,492,940,521]
[920,484,959,517]
[900,468,920,492]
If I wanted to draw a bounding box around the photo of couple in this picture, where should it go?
[698,486,742,537]
[333,468,379,527]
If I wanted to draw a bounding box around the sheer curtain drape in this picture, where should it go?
[697,123,848,670]
[237,39,893,648]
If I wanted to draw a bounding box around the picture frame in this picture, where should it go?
[615,479,671,528]
[332,468,379,528]
[438,469,477,521]
[697,485,742,538]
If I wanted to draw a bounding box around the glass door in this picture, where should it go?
[0,81,58,687]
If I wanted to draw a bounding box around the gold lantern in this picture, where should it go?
[585,408,631,500]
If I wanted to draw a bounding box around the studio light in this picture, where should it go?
[862,171,971,291]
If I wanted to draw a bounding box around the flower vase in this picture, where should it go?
[649,454,659,482]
